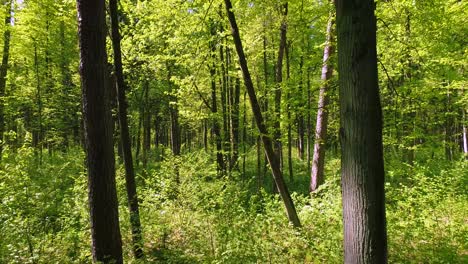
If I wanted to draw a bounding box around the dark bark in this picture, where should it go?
[167,64,180,182]
[224,0,301,227]
[0,0,12,160]
[76,0,123,262]
[210,24,225,174]
[336,0,387,262]
[273,2,288,168]
[310,14,335,192]
[109,0,144,258]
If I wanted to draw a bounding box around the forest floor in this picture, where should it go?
[0,146,467,263]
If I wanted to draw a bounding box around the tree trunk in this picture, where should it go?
[297,56,305,160]
[285,42,293,182]
[0,0,12,161]
[143,81,151,167]
[76,0,123,262]
[274,2,288,169]
[230,76,240,170]
[310,13,335,192]
[306,67,312,172]
[167,64,180,182]
[336,0,387,262]
[109,0,144,258]
[224,0,301,227]
[210,24,225,174]
[33,41,43,164]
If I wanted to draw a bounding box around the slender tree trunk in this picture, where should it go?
[33,42,43,164]
[285,42,293,182]
[210,24,225,174]
[109,0,144,258]
[463,109,467,159]
[167,64,180,182]
[306,67,312,172]
[297,56,305,160]
[336,0,387,262]
[310,13,335,192]
[135,109,142,165]
[274,2,288,169]
[0,0,12,160]
[76,0,123,262]
[224,0,301,227]
[262,31,269,185]
[230,76,240,170]
[143,81,150,167]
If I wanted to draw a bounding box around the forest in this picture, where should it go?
[0,0,466,263]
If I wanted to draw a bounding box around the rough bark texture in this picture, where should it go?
[336,0,388,262]
[0,0,12,160]
[76,0,123,262]
[310,14,335,192]
[109,0,144,258]
[224,0,301,227]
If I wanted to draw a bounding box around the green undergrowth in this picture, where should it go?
[0,146,466,263]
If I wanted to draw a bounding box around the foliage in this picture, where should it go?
[1,147,466,263]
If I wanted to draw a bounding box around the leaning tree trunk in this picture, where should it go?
[310,12,335,192]
[336,0,388,262]
[0,0,12,161]
[109,0,144,258]
[76,0,123,262]
[224,0,301,227]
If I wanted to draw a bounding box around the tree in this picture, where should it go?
[108,0,144,258]
[335,0,387,262]
[76,0,123,262]
[310,8,335,192]
[0,0,12,160]
[224,0,301,227]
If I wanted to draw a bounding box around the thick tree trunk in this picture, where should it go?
[109,0,144,258]
[76,0,123,262]
[0,0,12,160]
[224,0,301,227]
[336,0,387,262]
[310,14,335,192]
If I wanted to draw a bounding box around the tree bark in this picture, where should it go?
[336,0,387,262]
[274,2,288,169]
[109,0,144,258]
[310,13,335,192]
[285,42,293,182]
[0,0,12,160]
[224,0,301,227]
[210,23,225,174]
[230,76,240,170]
[76,0,123,262]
